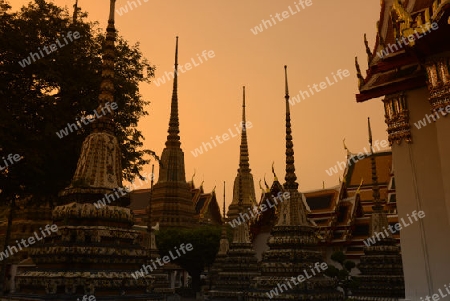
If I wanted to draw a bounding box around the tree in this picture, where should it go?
[324,250,359,299]
[155,226,221,292]
[0,0,155,205]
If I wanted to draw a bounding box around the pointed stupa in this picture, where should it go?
[227,86,257,221]
[150,37,196,229]
[276,65,308,226]
[219,182,230,254]
[208,182,230,291]
[352,118,405,300]
[247,66,342,301]
[13,2,166,299]
[209,170,260,301]
[61,0,125,198]
[72,0,78,23]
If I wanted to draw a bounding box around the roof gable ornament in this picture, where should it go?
[355,57,365,89]
[260,174,270,193]
[364,34,373,66]
[392,0,413,31]
[377,26,386,48]
[258,179,264,194]
[343,138,353,158]
[391,0,437,46]
[271,161,278,181]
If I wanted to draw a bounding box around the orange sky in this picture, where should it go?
[11,0,387,209]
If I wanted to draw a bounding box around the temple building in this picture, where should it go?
[355,0,450,298]
[352,119,404,300]
[251,145,401,265]
[149,37,197,229]
[247,66,342,301]
[10,1,164,299]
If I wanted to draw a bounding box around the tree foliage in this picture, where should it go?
[155,226,221,292]
[324,251,359,298]
[0,0,155,203]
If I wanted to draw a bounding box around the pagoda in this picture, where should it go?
[248,66,343,301]
[209,88,260,300]
[11,1,162,299]
[352,119,404,300]
[149,37,196,229]
[227,87,257,221]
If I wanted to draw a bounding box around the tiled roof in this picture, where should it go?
[345,152,392,187]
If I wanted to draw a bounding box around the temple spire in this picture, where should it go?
[147,164,155,233]
[283,65,298,190]
[217,181,229,254]
[275,65,306,226]
[150,37,194,228]
[166,37,181,147]
[72,0,78,23]
[368,117,381,204]
[226,87,257,221]
[222,181,226,221]
[239,86,250,173]
[92,0,116,134]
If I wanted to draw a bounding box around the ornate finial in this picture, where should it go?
[263,174,268,188]
[355,56,365,89]
[147,164,155,232]
[212,185,216,192]
[368,118,381,205]
[343,138,352,158]
[92,0,117,134]
[368,117,373,152]
[364,33,372,65]
[219,181,228,249]
[242,86,246,125]
[166,37,181,147]
[223,181,226,220]
[271,162,278,181]
[108,0,115,22]
[377,21,386,48]
[191,169,196,183]
[72,0,79,23]
[356,178,364,194]
[284,65,289,99]
[238,86,250,173]
[283,65,298,190]
[259,179,264,194]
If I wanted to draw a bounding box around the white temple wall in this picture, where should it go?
[392,87,450,299]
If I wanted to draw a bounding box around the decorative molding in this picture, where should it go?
[425,56,450,112]
[383,93,412,145]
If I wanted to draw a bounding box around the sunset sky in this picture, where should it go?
[11,0,388,209]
